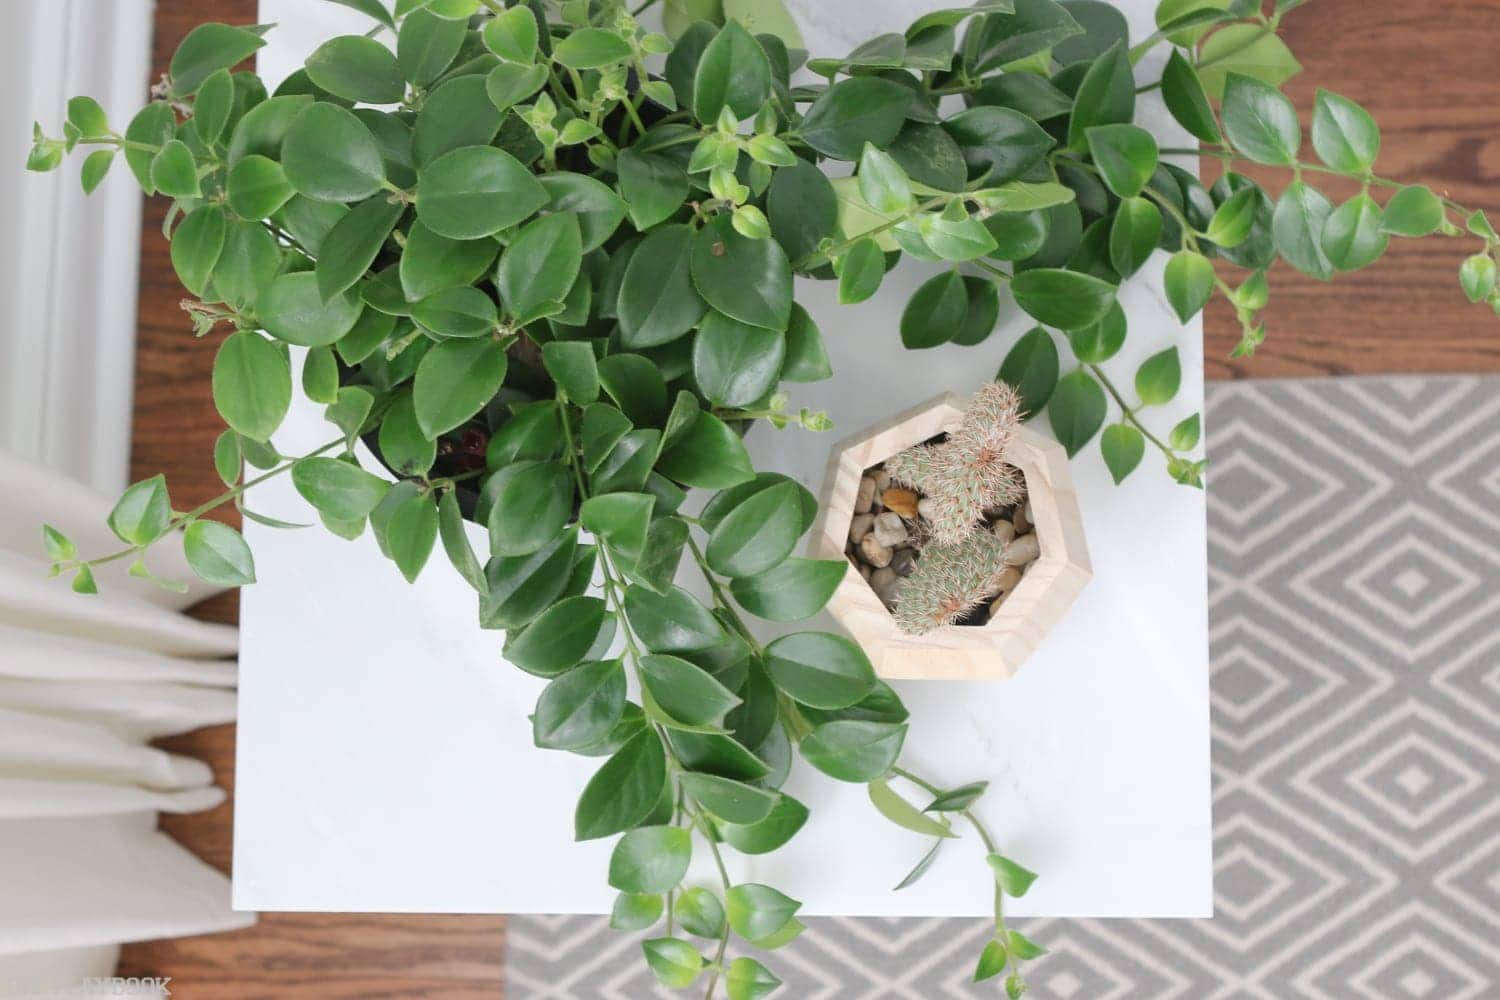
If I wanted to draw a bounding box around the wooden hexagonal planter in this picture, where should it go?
[810,392,1092,681]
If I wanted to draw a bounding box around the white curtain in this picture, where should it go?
[0,450,255,998]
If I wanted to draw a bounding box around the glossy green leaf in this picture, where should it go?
[316,196,404,302]
[1461,254,1498,304]
[617,148,689,231]
[281,103,386,203]
[988,853,1039,897]
[690,216,793,332]
[575,730,668,841]
[226,155,295,219]
[503,595,608,677]
[541,342,599,404]
[212,332,291,442]
[730,558,846,622]
[260,272,365,346]
[610,892,663,932]
[642,654,742,728]
[942,106,1054,186]
[1101,424,1145,484]
[398,8,467,85]
[150,141,200,199]
[1311,89,1379,174]
[170,23,266,96]
[900,270,967,348]
[1195,23,1302,99]
[693,312,785,409]
[534,658,627,751]
[553,27,634,69]
[609,826,692,894]
[693,21,771,122]
[618,225,706,348]
[1067,302,1126,365]
[597,355,668,428]
[704,481,801,578]
[1170,413,1203,452]
[496,212,583,323]
[382,489,439,583]
[486,461,572,556]
[412,337,508,438]
[192,70,234,145]
[837,238,886,305]
[868,780,957,839]
[171,205,227,297]
[924,780,989,813]
[857,143,913,215]
[656,411,754,489]
[481,527,578,629]
[1067,40,1134,150]
[1085,124,1157,199]
[974,940,1006,983]
[1221,73,1300,166]
[767,159,839,263]
[183,520,256,586]
[801,720,906,782]
[625,585,727,653]
[398,221,498,301]
[580,492,655,567]
[998,327,1060,416]
[717,794,809,855]
[1161,50,1221,144]
[484,63,549,113]
[680,774,777,827]
[1011,268,1116,331]
[108,476,172,546]
[1047,369,1107,457]
[725,884,801,942]
[1322,194,1388,272]
[415,146,547,239]
[374,394,433,477]
[1380,185,1446,237]
[483,5,539,63]
[292,457,390,521]
[1136,347,1182,406]
[306,36,405,104]
[674,888,726,939]
[1272,181,1335,279]
[641,938,704,989]
[1108,196,1162,279]
[1163,249,1215,323]
[538,173,626,253]
[765,632,876,710]
[798,77,909,161]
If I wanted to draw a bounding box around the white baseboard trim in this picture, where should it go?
[1,0,156,497]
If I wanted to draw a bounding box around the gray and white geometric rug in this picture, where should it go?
[508,376,1500,998]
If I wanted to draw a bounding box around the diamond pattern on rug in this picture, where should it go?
[508,376,1500,998]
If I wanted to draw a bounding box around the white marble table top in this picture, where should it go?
[235,0,1211,919]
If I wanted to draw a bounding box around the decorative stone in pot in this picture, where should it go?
[810,391,1092,681]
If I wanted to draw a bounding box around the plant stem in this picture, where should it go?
[802,195,954,270]
[59,437,344,573]
[890,765,1015,980]
[1089,363,1176,459]
[1160,146,1480,219]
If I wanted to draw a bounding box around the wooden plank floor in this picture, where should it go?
[117,1,1500,996]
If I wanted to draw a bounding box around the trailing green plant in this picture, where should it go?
[26,0,1494,993]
